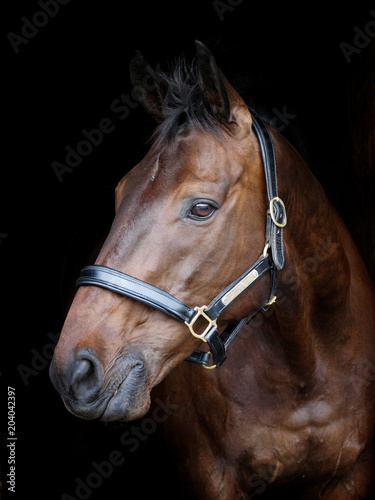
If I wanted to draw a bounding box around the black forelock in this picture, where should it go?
[151,59,226,146]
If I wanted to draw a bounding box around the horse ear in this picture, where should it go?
[130,51,168,122]
[195,41,251,134]
[195,40,231,122]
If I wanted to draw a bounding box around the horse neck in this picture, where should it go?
[269,131,351,379]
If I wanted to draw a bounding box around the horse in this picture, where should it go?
[50,41,375,499]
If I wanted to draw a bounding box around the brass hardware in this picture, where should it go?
[202,361,217,370]
[221,269,259,306]
[265,295,277,306]
[262,240,270,258]
[269,197,287,228]
[184,306,218,341]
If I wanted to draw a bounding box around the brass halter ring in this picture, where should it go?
[184,306,218,341]
[269,197,287,228]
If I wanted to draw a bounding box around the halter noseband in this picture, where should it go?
[76,110,287,369]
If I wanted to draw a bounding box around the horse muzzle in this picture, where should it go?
[49,348,150,422]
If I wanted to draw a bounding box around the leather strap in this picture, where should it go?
[250,109,286,270]
[185,255,272,368]
[76,265,196,323]
[205,255,272,319]
[77,254,272,326]
[186,316,248,367]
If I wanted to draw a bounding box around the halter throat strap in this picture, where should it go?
[76,111,286,369]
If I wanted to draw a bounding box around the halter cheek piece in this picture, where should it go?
[76,110,287,369]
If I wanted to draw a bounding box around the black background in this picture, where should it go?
[2,1,375,499]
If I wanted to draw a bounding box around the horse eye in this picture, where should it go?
[189,202,215,219]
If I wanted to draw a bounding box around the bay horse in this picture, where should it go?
[50,42,375,499]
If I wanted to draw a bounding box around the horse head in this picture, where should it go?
[50,42,277,422]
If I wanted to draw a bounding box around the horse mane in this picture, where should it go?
[151,59,225,145]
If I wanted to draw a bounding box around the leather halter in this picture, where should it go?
[76,110,287,369]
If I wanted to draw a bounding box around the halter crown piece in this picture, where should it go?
[76,110,287,369]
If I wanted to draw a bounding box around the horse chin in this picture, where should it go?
[100,375,151,423]
[99,358,152,422]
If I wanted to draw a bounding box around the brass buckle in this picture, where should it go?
[184,306,218,341]
[269,197,287,228]
[265,295,277,306]
[202,352,217,370]
[262,240,270,258]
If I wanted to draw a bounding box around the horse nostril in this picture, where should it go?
[71,359,93,388]
[70,350,103,403]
